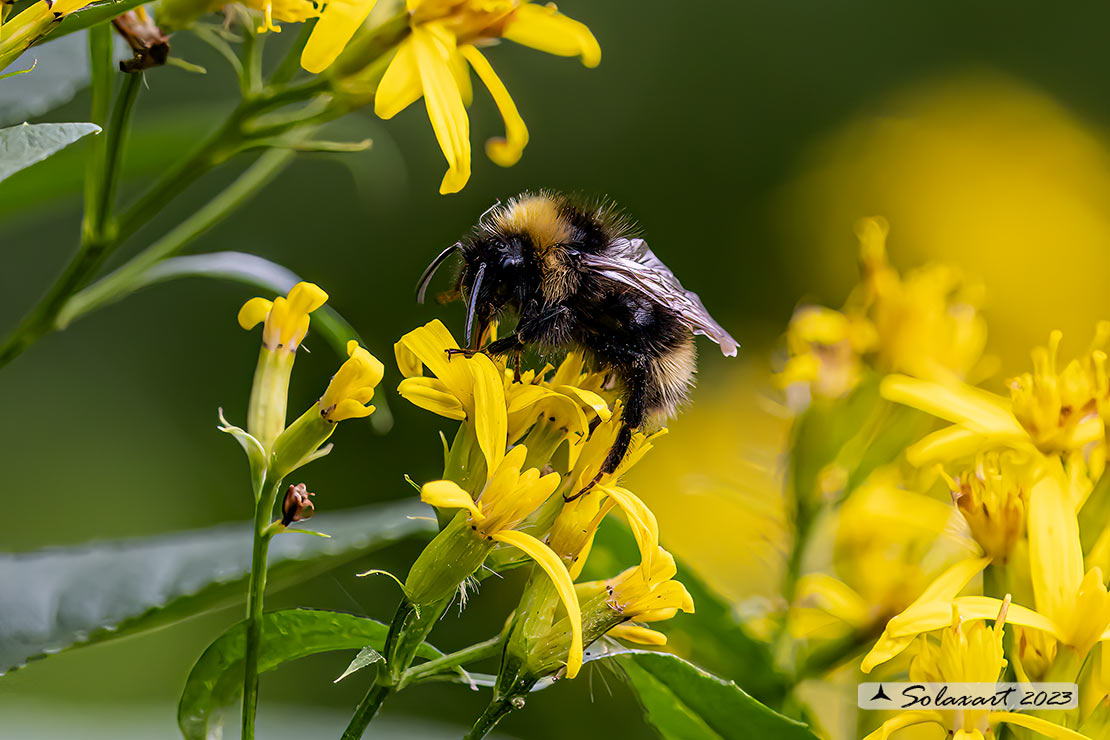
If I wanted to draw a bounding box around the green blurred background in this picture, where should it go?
[5,0,1110,737]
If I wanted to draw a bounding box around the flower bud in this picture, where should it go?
[281,483,315,525]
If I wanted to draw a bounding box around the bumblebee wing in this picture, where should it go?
[580,238,739,356]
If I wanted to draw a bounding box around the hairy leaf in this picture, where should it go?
[0,499,434,674]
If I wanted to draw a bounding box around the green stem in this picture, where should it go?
[341,598,452,739]
[464,698,517,740]
[242,475,283,740]
[268,20,314,86]
[401,635,503,688]
[96,72,142,235]
[0,29,137,369]
[57,146,300,328]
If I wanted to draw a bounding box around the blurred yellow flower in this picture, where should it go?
[864,466,1110,676]
[864,599,1088,740]
[781,75,1110,372]
[309,0,600,193]
[881,328,1109,467]
[319,340,384,421]
[778,216,986,404]
[940,452,1031,563]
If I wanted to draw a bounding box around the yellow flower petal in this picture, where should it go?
[991,712,1092,740]
[421,479,482,520]
[492,529,583,678]
[860,711,944,740]
[607,623,667,646]
[602,486,659,574]
[375,38,424,119]
[301,0,379,73]
[470,353,507,477]
[906,425,1031,466]
[238,297,274,330]
[397,377,467,420]
[394,321,471,400]
[881,374,1022,435]
[460,45,529,167]
[411,23,471,194]
[1029,464,1084,627]
[886,596,1058,639]
[502,2,600,68]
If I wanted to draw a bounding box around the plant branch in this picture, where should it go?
[57,145,302,328]
[401,635,503,688]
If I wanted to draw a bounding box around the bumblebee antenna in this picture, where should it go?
[464,261,486,347]
[416,243,461,304]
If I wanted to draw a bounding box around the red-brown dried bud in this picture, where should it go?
[281,483,315,526]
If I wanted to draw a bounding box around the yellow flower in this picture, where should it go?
[864,599,1089,740]
[564,404,665,495]
[395,319,508,477]
[319,340,384,421]
[504,356,611,466]
[777,305,876,402]
[308,0,600,193]
[238,282,329,353]
[791,473,973,641]
[238,282,329,451]
[849,217,987,384]
[0,0,90,71]
[1008,326,1109,454]
[941,452,1031,563]
[595,547,695,646]
[414,445,586,676]
[777,217,987,403]
[863,464,1110,675]
[546,483,659,579]
[882,327,1109,464]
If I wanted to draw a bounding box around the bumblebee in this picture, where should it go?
[417,191,738,498]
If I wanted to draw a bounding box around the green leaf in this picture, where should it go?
[0,122,100,183]
[0,34,89,126]
[179,609,445,740]
[607,652,819,740]
[334,645,385,683]
[0,104,226,220]
[0,499,435,675]
[668,566,787,707]
[106,250,394,432]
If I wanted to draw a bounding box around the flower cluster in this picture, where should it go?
[395,319,693,691]
[776,220,1110,739]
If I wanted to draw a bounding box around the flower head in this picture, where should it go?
[1008,326,1109,454]
[238,282,329,353]
[942,452,1030,563]
[396,320,508,477]
[320,340,385,421]
[592,547,694,646]
[312,0,600,193]
[410,445,585,675]
[862,600,1088,740]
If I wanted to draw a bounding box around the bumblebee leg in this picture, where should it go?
[445,333,523,361]
[565,362,648,501]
